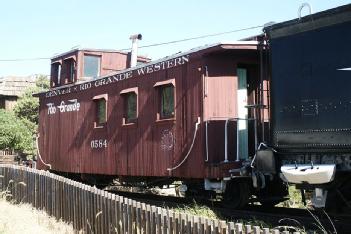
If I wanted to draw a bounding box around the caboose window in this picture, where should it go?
[93,94,108,128]
[97,99,106,125]
[84,55,101,78]
[154,79,175,120]
[51,62,61,86]
[160,85,174,119]
[63,58,76,83]
[120,87,138,125]
[126,93,137,122]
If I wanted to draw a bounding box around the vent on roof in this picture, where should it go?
[129,34,142,68]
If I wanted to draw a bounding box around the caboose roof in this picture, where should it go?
[51,48,150,61]
[35,41,259,97]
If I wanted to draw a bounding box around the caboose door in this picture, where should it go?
[237,68,249,160]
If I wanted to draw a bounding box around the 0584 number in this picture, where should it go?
[90,139,108,149]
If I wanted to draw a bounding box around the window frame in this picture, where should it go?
[51,62,62,87]
[63,57,76,84]
[92,94,108,128]
[83,54,101,79]
[154,79,176,121]
[120,87,138,125]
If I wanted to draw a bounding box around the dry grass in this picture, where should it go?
[172,200,221,220]
[278,186,313,209]
[0,198,74,234]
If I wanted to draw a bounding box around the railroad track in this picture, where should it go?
[105,187,351,233]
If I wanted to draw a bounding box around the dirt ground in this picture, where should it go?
[0,198,74,234]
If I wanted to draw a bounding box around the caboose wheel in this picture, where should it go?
[223,180,250,209]
[257,176,289,207]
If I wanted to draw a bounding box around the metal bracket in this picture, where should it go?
[311,188,328,208]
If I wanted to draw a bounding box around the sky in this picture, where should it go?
[0,0,350,77]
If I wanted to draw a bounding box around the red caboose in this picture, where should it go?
[35,41,286,207]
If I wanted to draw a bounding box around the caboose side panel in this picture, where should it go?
[38,54,205,178]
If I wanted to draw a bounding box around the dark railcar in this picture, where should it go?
[35,42,285,207]
[265,4,351,210]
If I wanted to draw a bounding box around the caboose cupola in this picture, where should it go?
[50,48,150,88]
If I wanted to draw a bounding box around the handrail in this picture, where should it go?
[36,134,52,169]
[205,121,209,162]
[298,3,313,20]
[205,117,256,163]
[167,117,201,171]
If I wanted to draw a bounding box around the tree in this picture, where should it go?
[7,74,50,158]
[13,75,49,124]
[35,74,50,90]
[0,110,34,155]
[13,87,39,124]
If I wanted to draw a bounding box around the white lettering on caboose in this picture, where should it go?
[43,55,189,98]
[47,99,80,115]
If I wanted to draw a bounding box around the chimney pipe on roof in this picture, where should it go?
[129,34,142,68]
